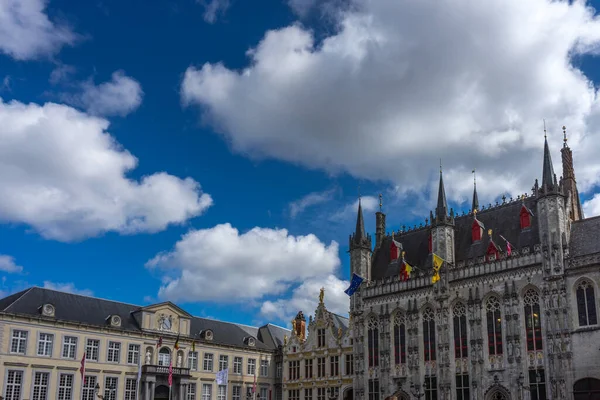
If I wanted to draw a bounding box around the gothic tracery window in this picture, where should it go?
[576,280,598,326]
[524,289,543,351]
[367,315,379,367]
[453,303,468,359]
[422,307,436,362]
[393,313,406,365]
[486,296,503,355]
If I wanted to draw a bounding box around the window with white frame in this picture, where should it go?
[233,357,243,374]
[330,356,339,376]
[127,344,140,365]
[232,386,241,400]
[37,333,53,357]
[276,362,282,378]
[304,388,312,400]
[260,387,268,400]
[62,336,77,359]
[345,354,354,376]
[10,330,27,355]
[125,378,137,400]
[260,360,269,377]
[4,370,23,400]
[317,388,326,400]
[219,355,228,371]
[107,341,121,363]
[247,358,256,375]
[202,384,212,400]
[218,386,226,400]
[288,390,300,400]
[246,387,253,399]
[368,379,379,400]
[317,329,325,347]
[158,347,171,366]
[104,377,118,400]
[57,373,74,400]
[86,339,100,361]
[188,351,198,371]
[32,371,50,400]
[187,383,197,400]
[82,376,97,400]
[203,353,214,371]
[577,280,598,326]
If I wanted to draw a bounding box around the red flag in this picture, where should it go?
[168,361,173,387]
[390,239,402,261]
[499,235,512,256]
[157,337,163,348]
[252,371,257,393]
[80,353,86,380]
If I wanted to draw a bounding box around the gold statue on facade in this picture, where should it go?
[319,287,325,303]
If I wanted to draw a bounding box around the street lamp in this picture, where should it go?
[95,383,116,400]
[409,381,426,399]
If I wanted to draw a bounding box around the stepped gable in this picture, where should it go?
[371,195,540,280]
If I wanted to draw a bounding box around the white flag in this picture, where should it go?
[216,369,228,385]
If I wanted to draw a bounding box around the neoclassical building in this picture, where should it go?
[0,287,288,400]
[349,129,600,400]
[283,290,354,400]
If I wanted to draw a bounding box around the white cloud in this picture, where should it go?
[42,281,93,296]
[0,98,213,242]
[330,195,378,221]
[287,0,317,17]
[1,76,11,92]
[289,188,337,218]
[583,194,600,217]
[199,0,230,24]
[0,255,23,273]
[49,64,76,85]
[146,223,341,303]
[181,0,600,207]
[65,71,143,117]
[260,274,349,323]
[0,0,77,60]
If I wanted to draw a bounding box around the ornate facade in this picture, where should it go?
[0,287,288,400]
[283,290,354,400]
[349,129,600,400]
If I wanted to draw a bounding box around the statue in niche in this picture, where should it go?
[145,349,152,365]
[177,353,183,367]
[338,327,342,339]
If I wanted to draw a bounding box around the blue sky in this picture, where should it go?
[1,0,600,327]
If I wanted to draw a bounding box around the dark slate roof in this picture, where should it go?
[373,196,540,280]
[570,215,600,257]
[0,287,288,351]
[330,313,350,334]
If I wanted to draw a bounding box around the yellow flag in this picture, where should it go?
[433,254,444,271]
[431,273,440,284]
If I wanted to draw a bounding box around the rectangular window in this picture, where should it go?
[317,329,325,347]
[455,374,469,400]
[188,352,198,371]
[86,339,100,361]
[529,369,547,400]
[187,384,197,400]
[104,377,118,400]
[125,378,137,400]
[288,360,300,380]
[232,386,241,400]
[233,356,243,374]
[204,353,214,371]
[276,389,282,400]
[32,371,50,400]
[276,362,282,378]
[368,328,379,367]
[57,374,74,400]
[260,388,268,400]
[219,355,229,371]
[304,388,312,400]
[202,384,212,400]
[424,376,437,400]
[304,359,312,379]
[345,354,354,376]
[368,379,379,400]
[10,330,27,354]
[260,359,269,377]
[454,314,469,358]
[82,376,97,400]
[107,341,121,363]
[393,324,406,364]
[217,386,226,400]
[37,333,53,357]
[317,388,326,400]
[247,358,256,375]
[289,390,300,400]
[329,356,339,376]
[62,336,77,359]
[317,357,325,378]
[127,344,140,365]
[5,370,23,400]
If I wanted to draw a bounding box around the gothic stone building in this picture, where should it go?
[283,290,354,400]
[349,131,600,400]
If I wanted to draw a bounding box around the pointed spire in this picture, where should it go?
[542,123,555,189]
[436,161,448,218]
[472,169,479,212]
[355,197,366,241]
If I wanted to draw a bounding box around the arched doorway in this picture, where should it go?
[485,387,511,400]
[342,387,353,400]
[574,378,600,400]
[155,385,170,400]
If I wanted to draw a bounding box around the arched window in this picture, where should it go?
[576,280,598,326]
[367,315,379,368]
[422,307,436,362]
[158,347,170,366]
[486,296,503,355]
[393,313,406,365]
[453,303,468,359]
[524,289,543,351]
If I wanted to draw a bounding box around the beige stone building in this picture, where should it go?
[282,290,353,400]
[0,287,288,400]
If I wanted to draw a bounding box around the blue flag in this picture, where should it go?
[344,273,364,296]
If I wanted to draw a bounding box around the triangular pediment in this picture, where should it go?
[138,301,192,318]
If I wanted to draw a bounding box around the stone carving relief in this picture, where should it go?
[157,313,174,331]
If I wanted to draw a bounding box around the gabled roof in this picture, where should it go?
[138,301,193,318]
[0,287,289,351]
[570,215,600,257]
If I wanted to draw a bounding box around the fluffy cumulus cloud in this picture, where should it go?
[42,281,93,296]
[0,255,23,273]
[146,223,341,307]
[182,0,600,214]
[0,98,213,242]
[583,193,600,217]
[0,0,77,60]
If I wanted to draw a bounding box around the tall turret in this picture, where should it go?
[560,126,584,221]
[349,198,372,280]
[375,194,386,249]
[430,165,455,264]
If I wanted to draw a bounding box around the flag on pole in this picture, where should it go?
[344,273,364,296]
[157,337,163,348]
[136,351,142,394]
[499,234,512,256]
[432,253,444,284]
[168,361,173,387]
[399,252,413,282]
[252,371,257,394]
[216,369,229,385]
[80,353,86,380]
[192,340,196,352]
[174,334,180,350]
[390,239,402,261]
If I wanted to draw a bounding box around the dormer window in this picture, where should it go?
[486,242,500,262]
[201,330,214,341]
[244,337,256,347]
[472,219,484,242]
[108,315,122,327]
[40,303,55,317]
[520,205,532,229]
